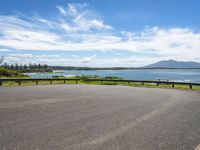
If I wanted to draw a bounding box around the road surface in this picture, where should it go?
[0,84,200,150]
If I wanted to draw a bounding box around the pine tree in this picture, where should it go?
[44,64,48,69]
[3,62,8,69]
[24,64,28,70]
[19,65,23,70]
[15,63,19,70]
[38,63,41,69]
[29,64,32,70]
[33,63,37,69]
[10,64,14,70]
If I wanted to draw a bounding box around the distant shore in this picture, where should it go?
[49,66,200,70]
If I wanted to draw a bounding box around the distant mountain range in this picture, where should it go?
[144,60,200,68]
[48,60,200,70]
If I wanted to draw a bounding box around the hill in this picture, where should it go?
[144,60,200,68]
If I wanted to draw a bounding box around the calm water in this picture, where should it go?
[26,69,200,83]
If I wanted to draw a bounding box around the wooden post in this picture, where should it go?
[64,80,66,84]
[172,84,174,88]
[128,81,130,84]
[142,82,144,86]
[36,80,38,85]
[101,81,103,84]
[156,83,159,86]
[76,80,78,84]
[189,84,192,89]
[18,81,21,86]
[50,80,52,84]
[0,81,2,86]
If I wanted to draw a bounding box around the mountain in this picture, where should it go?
[144,60,200,68]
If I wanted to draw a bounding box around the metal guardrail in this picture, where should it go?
[0,78,80,86]
[85,78,200,89]
[0,78,200,89]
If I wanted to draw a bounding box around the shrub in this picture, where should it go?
[0,67,29,78]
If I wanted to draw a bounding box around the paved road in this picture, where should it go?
[1,85,200,150]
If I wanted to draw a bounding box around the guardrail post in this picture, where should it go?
[101,81,103,84]
[76,80,78,84]
[50,80,53,84]
[189,84,192,89]
[0,81,2,86]
[128,81,130,84]
[172,84,174,88]
[142,82,144,86]
[18,81,21,86]
[64,80,66,84]
[36,80,38,85]
[156,83,159,86]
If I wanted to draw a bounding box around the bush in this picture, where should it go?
[71,75,100,80]
[70,75,123,80]
[104,76,123,79]
[52,75,65,78]
[0,67,29,78]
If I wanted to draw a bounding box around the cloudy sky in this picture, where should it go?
[0,0,200,67]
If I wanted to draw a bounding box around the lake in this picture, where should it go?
[26,69,200,83]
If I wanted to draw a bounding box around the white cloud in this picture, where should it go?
[0,48,11,52]
[4,53,170,67]
[0,3,200,65]
[81,54,96,63]
[56,5,67,16]
[56,3,112,32]
[4,53,98,66]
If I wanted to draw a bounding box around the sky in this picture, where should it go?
[0,0,200,67]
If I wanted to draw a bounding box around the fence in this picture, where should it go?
[85,78,200,89]
[0,78,80,86]
[0,78,200,89]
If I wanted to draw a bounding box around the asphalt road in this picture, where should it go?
[1,85,200,150]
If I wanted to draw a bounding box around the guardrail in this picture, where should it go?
[0,78,200,89]
[85,78,200,89]
[0,78,80,86]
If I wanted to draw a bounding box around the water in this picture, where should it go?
[26,69,200,83]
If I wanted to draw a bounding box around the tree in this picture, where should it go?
[19,65,23,70]
[24,64,28,70]
[44,64,48,69]
[33,63,37,69]
[10,64,14,70]
[29,64,33,70]
[15,63,19,70]
[38,63,41,69]
[3,62,9,69]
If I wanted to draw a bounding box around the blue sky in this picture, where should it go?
[0,0,200,67]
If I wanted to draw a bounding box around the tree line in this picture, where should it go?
[2,63,52,73]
